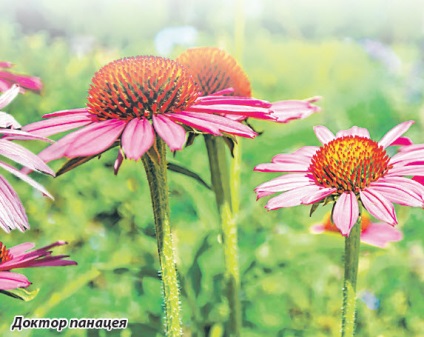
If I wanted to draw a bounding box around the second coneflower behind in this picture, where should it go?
[176,47,321,337]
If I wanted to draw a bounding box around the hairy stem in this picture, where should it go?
[142,138,182,337]
[204,135,241,337]
[341,207,362,337]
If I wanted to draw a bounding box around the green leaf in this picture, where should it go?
[0,287,39,301]
[167,162,211,190]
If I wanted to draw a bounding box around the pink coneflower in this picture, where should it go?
[176,47,320,123]
[0,85,54,232]
[0,241,76,290]
[22,55,280,173]
[0,62,42,93]
[311,213,403,248]
[255,121,424,236]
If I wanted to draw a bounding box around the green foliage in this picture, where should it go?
[1,2,424,336]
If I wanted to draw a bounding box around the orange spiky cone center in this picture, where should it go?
[310,136,391,193]
[0,243,11,263]
[87,56,199,121]
[176,47,251,97]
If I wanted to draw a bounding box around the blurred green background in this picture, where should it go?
[1,0,424,336]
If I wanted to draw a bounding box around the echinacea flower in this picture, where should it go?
[0,85,54,232]
[176,47,320,123]
[23,55,279,173]
[255,121,424,236]
[311,213,403,248]
[0,241,76,290]
[0,62,42,93]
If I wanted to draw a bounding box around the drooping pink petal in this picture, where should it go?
[0,161,53,199]
[360,189,397,225]
[0,71,42,92]
[336,126,370,139]
[390,136,413,146]
[389,148,424,166]
[254,162,310,173]
[255,174,316,198]
[168,111,257,138]
[0,112,21,129]
[65,119,126,157]
[8,242,35,256]
[43,107,90,118]
[121,118,155,160]
[369,181,424,207]
[379,176,424,197]
[265,185,331,210]
[360,223,403,248]
[0,140,54,176]
[271,153,312,165]
[0,129,52,142]
[114,150,124,175]
[378,120,414,149]
[0,84,20,109]
[194,96,271,108]
[271,97,321,123]
[22,114,92,137]
[300,187,337,204]
[0,271,30,290]
[314,126,335,144]
[386,164,424,177]
[413,176,424,185]
[293,146,319,158]
[331,192,359,236]
[0,175,28,232]
[152,114,186,151]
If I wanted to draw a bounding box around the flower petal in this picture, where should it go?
[0,84,19,109]
[265,185,330,210]
[22,113,92,137]
[336,126,370,139]
[254,162,310,173]
[271,97,321,123]
[0,112,21,129]
[121,118,155,160]
[0,175,28,232]
[314,126,335,144]
[65,119,126,157]
[168,111,256,138]
[0,140,54,175]
[360,188,397,225]
[378,120,414,149]
[389,136,413,146]
[0,161,53,199]
[0,271,30,290]
[255,174,315,198]
[360,223,403,248]
[332,192,359,236]
[153,114,186,151]
[369,181,424,207]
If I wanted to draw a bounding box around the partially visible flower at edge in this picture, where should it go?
[0,241,77,291]
[176,47,321,123]
[0,85,54,232]
[311,212,403,248]
[0,62,42,93]
[22,55,288,174]
[255,121,424,236]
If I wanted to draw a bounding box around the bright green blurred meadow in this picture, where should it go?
[1,0,424,336]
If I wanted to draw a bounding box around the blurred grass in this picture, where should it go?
[1,1,424,336]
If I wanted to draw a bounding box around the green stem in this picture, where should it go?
[204,135,241,337]
[341,207,362,337]
[142,138,182,337]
